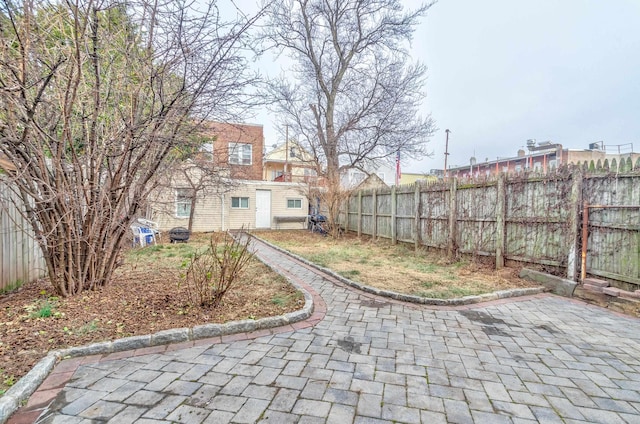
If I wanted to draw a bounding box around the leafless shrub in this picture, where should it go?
[0,0,264,296]
[180,232,253,308]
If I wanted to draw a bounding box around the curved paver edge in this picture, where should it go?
[251,234,547,306]
[0,243,315,424]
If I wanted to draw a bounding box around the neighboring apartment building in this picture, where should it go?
[448,142,639,178]
[264,141,407,188]
[263,140,319,183]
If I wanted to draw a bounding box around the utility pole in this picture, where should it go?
[444,129,451,178]
[285,124,289,181]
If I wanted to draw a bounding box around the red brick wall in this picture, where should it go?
[203,122,264,181]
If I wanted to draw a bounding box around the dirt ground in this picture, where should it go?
[254,230,540,299]
[0,234,303,394]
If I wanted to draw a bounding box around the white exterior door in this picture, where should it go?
[255,190,272,228]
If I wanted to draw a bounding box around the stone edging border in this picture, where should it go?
[251,234,547,307]
[0,242,315,424]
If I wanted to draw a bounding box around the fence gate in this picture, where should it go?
[581,204,640,289]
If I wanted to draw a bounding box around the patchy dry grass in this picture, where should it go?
[254,230,539,299]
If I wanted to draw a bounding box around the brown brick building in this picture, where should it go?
[201,122,264,181]
[447,142,639,178]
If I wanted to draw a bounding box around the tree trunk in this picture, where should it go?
[188,196,197,233]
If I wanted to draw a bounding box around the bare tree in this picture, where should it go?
[0,0,263,296]
[262,0,435,233]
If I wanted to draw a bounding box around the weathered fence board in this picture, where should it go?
[457,182,498,256]
[503,175,574,268]
[418,183,450,249]
[342,168,640,288]
[0,179,46,291]
[581,175,640,287]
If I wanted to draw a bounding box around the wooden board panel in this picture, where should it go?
[0,179,46,291]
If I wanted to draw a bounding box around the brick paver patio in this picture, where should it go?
[10,237,640,423]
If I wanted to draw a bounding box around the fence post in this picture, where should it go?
[372,188,378,239]
[344,194,349,232]
[391,185,397,244]
[567,168,583,281]
[447,178,457,259]
[357,190,362,237]
[414,182,421,251]
[495,174,506,269]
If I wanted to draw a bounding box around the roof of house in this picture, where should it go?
[354,173,388,190]
[264,140,315,164]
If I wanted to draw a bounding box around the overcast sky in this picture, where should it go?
[252,0,640,174]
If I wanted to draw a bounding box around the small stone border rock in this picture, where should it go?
[252,234,547,307]
[0,252,314,424]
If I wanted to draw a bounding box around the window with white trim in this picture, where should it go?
[176,188,193,218]
[228,143,252,165]
[231,197,249,209]
[287,198,302,209]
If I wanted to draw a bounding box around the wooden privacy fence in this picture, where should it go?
[0,178,46,291]
[341,168,640,288]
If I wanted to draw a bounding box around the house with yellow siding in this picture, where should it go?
[398,173,438,185]
[150,180,309,232]
[263,140,318,183]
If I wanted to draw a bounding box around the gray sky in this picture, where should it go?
[252,0,640,173]
[409,0,640,172]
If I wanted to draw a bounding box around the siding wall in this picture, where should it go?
[151,181,309,232]
[270,186,309,229]
[0,178,46,291]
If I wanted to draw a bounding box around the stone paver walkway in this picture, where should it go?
[10,238,640,423]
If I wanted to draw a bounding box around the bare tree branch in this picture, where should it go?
[262,0,435,234]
